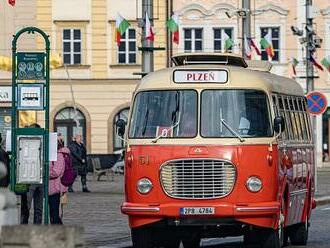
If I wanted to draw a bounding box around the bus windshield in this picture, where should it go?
[201,90,272,138]
[129,90,197,138]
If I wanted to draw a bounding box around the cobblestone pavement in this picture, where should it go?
[63,174,130,247]
[63,167,330,247]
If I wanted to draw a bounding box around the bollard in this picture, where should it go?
[0,188,18,235]
[1,225,84,248]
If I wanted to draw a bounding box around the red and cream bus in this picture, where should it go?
[118,54,316,248]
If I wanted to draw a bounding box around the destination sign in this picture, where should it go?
[173,70,228,83]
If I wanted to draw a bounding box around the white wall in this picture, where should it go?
[52,0,91,21]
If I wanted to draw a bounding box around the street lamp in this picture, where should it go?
[291,26,303,36]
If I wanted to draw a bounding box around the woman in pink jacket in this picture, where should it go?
[49,137,68,224]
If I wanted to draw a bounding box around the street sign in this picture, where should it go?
[16,52,45,80]
[306,91,328,115]
[11,27,50,224]
[17,84,44,110]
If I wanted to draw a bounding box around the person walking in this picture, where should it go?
[0,133,10,187]
[48,136,66,224]
[21,123,43,224]
[68,134,90,192]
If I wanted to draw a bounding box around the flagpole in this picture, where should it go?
[242,0,251,59]
[141,0,154,74]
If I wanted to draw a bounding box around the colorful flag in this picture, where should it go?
[145,12,154,42]
[260,31,274,58]
[290,58,299,75]
[223,32,234,51]
[167,13,179,44]
[321,56,330,73]
[115,14,130,46]
[244,35,252,59]
[250,38,261,56]
[8,0,15,6]
[309,55,324,71]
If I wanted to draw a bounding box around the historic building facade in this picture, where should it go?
[24,0,168,154]
[1,0,330,164]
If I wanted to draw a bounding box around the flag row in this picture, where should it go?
[116,13,277,59]
[291,55,330,75]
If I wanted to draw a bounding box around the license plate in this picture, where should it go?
[180,207,215,215]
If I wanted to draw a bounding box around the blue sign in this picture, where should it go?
[307,91,328,115]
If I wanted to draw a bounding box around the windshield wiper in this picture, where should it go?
[152,117,181,143]
[220,118,245,143]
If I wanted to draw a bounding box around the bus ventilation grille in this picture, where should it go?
[160,159,236,199]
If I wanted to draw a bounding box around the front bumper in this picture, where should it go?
[121,201,280,217]
[122,201,280,229]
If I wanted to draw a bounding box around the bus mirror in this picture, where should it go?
[116,119,126,137]
[274,116,285,133]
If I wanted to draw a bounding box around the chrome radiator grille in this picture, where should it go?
[160,159,236,199]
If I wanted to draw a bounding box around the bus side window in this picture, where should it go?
[303,97,312,142]
[284,96,294,141]
[272,95,279,116]
[272,94,283,139]
[293,97,303,141]
[298,98,308,142]
[288,97,298,141]
[278,95,289,140]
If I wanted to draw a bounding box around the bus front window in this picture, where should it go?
[201,90,272,138]
[129,90,197,139]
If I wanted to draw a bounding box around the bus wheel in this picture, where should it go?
[260,228,281,248]
[160,228,181,248]
[289,221,309,245]
[243,230,259,245]
[131,227,154,248]
[181,235,201,248]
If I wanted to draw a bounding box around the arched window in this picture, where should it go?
[113,107,129,151]
[54,107,86,147]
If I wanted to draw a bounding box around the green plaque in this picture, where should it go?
[16,52,45,80]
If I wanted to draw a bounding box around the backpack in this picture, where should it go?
[61,153,77,187]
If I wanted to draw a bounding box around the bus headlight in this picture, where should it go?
[137,178,153,194]
[246,177,262,193]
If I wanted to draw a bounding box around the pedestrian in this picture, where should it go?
[68,134,90,192]
[0,133,10,187]
[21,123,44,224]
[48,136,67,224]
[58,134,70,221]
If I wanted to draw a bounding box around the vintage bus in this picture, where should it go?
[118,54,316,248]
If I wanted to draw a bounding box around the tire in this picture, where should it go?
[181,235,201,248]
[160,228,181,248]
[131,227,154,248]
[260,229,281,248]
[243,230,259,246]
[289,222,308,245]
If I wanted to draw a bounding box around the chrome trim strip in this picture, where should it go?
[236,206,279,212]
[121,207,160,212]
[289,189,308,196]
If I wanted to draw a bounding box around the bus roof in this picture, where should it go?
[137,55,304,97]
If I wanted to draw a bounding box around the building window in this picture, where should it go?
[260,27,280,61]
[118,29,136,64]
[63,29,82,65]
[184,28,203,52]
[54,107,86,147]
[113,107,129,151]
[214,28,233,52]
